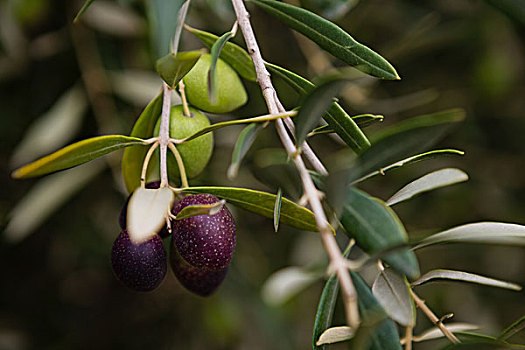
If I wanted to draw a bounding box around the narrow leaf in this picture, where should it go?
[12,135,145,179]
[156,50,204,88]
[74,0,96,23]
[295,79,347,148]
[274,188,282,232]
[122,94,163,193]
[267,62,370,152]
[185,25,257,81]
[386,168,469,206]
[179,111,295,143]
[499,315,525,341]
[349,109,466,183]
[175,200,226,220]
[312,242,353,350]
[352,149,465,185]
[208,31,234,102]
[127,187,175,244]
[227,123,261,179]
[261,266,321,306]
[351,272,403,350]
[412,269,522,291]
[352,114,384,128]
[5,161,104,242]
[407,323,480,343]
[308,125,334,137]
[147,0,184,58]
[415,222,525,249]
[316,327,354,346]
[251,0,399,80]
[340,188,419,280]
[372,269,415,326]
[171,0,190,55]
[181,186,323,233]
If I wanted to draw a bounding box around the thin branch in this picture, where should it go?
[159,83,172,187]
[409,289,460,344]
[168,142,189,188]
[231,0,358,329]
[178,80,192,117]
[141,142,159,187]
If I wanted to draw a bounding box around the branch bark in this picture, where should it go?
[230,0,358,328]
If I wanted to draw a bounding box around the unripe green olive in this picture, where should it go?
[153,105,213,179]
[183,54,247,114]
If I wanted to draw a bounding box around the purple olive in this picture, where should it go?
[119,181,171,238]
[111,230,167,292]
[170,241,228,296]
[172,194,236,271]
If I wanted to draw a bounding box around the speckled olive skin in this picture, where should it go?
[172,194,236,271]
[183,54,247,114]
[111,230,167,292]
[119,181,171,238]
[170,241,228,296]
[153,105,213,179]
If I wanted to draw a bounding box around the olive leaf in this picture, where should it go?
[251,0,400,80]
[499,315,525,342]
[156,50,205,88]
[227,123,261,179]
[405,323,480,344]
[340,188,419,280]
[261,266,322,306]
[316,327,354,346]
[73,0,96,23]
[175,200,226,220]
[386,168,469,206]
[147,0,184,58]
[181,186,323,233]
[121,93,163,193]
[411,269,522,291]
[273,188,282,232]
[127,187,175,244]
[208,31,235,102]
[12,135,145,179]
[372,268,415,327]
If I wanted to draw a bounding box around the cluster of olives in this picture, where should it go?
[112,54,246,296]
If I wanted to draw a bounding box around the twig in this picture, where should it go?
[168,142,189,188]
[404,325,413,350]
[178,80,192,117]
[141,142,159,187]
[159,83,172,187]
[231,0,359,328]
[409,289,460,344]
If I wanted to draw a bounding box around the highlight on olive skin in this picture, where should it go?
[110,230,167,292]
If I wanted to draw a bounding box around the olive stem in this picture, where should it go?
[231,0,359,329]
[178,80,192,117]
[159,82,172,187]
[140,142,159,188]
[168,142,189,188]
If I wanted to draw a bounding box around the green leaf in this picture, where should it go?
[73,0,96,23]
[185,25,257,81]
[386,168,469,206]
[209,31,235,102]
[295,79,348,148]
[312,242,353,350]
[412,269,521,291]
[266,63,370,152]
[372,268,415,326]
[261,266,321,306]
[227,123,261,179]
[350,272,403,350]
[179,110,295,143]
[181,186,322,233]
[175,200,227,220]
[251,0,399,80]
[352,114,384,128]
[352,149,465,184]
[147,0,184,58]
[349,109,466,183]
[156,50,204,88]
[122,94,163,193]
[415,222,525,249]
[499,315,525,342]
[274,188,282,232]
[316,327,354,346]
[340,188,419,280]
[12,135,145,179]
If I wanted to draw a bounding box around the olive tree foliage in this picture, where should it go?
[6,0,525,349]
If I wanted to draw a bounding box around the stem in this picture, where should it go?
[141,142,159,187]
[159,83,172,187]
[168,143,189,188]
[178,80,192,117]
[404,325,413,350]
[409,289,460,344]
[231,0,359,329]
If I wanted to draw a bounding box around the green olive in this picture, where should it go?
[183,54,247,114]
[153,105,213,179]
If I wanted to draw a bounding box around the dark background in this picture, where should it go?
[1,0,524,349]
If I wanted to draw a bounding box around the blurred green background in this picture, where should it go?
[1,0,524,349]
